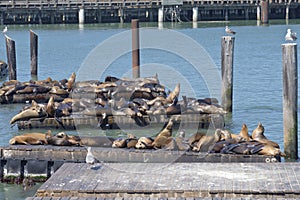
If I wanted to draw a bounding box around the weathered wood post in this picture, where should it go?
[5,35,17,80]
[260,0,269,24]
[132,19,140,79]
[221,36,235,113]
[282,43,298,160]
[30,30,38,76]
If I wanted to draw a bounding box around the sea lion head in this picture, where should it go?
[112,138,127,148]
[252,122,265,139]
[135,137,153,149]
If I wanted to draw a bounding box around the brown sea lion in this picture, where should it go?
[135,137,154,149]
[152,135,173,149]
[126,138,138,148]
[188,131,206,146]
[49,86,69,95]
[10,100,47,124]
[67,72,76,92]
[251,122,279,148]
[165,83,180,104]
[174,130,190,151]
[46,96,55,117]
[112,138,127,148]
[46,131,82,146]
[156,118,174,138]
[9,132,48,145]
[235,123,251,141]
[193,129,222,152]
[258,144,286,157]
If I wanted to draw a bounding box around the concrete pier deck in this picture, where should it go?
[32,162,300,199]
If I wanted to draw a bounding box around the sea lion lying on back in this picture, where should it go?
[9,132,49,145]
[46,131,82,146]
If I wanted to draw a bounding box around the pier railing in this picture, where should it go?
[0,0,299,9]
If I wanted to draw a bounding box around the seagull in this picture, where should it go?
[86,146,102,170]
[86,146,95,165]
[225,26,236,35]
[2,26,7,34]
[285,28,297,42]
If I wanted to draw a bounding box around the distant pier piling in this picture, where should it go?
[158,8,164,22]
[78,7,85,24]
[193,7,198,22]
[261,0,269,24]
[282,43,298,160]
[30,30,38,76]
[221,36,235,113]
[5,35,17,80]
[131,19,140,79]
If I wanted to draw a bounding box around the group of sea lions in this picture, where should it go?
[0,72,75,104]
[8,73,226,128]
[111,119,285,157]
[9,130,82,146]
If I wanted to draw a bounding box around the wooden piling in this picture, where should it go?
[282,43,298,160]
[5,35,17,80]
[30,30,38,76]
[260,0,269,24]
[221,36,235,113]
[131,19,140,79]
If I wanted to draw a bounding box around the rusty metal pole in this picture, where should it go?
[5,35,17,80]
[30,30,38,76]
[261,0,269,24]
[132,19,140,78]
[282,43,298,160]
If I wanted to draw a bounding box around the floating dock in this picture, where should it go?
[16,113,225,130]
[0,145,280,182]
[29,162,300,199]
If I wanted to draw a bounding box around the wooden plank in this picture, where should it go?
[35,163,300,198]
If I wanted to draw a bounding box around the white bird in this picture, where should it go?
[285,28,297,42]
[2,26,7,34]
[225,26,236,35]
[86,146,96,165]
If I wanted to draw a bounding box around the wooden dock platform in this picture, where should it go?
[0,145,280,181]
[32,162,300,199]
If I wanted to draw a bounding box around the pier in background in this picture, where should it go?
[0,0,299,24]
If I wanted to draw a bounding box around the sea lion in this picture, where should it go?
[135,137,154,149]
[251,122,279,148]
[174,130,190,151]
[10,101,47,124]
[112,138,127,148]
[188,131,206,146]
[235,123,251,141]
[9,132,48,145]
[257,144,286,157]
[152,135,173,149]
[156,118,174,138]
[46,96,55,117]
[220,141,264,155]
[193,129,222,152]
[166,96,181,115]
[46,132,82,146]
[165,83,180,104]
[67,72,76,92]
